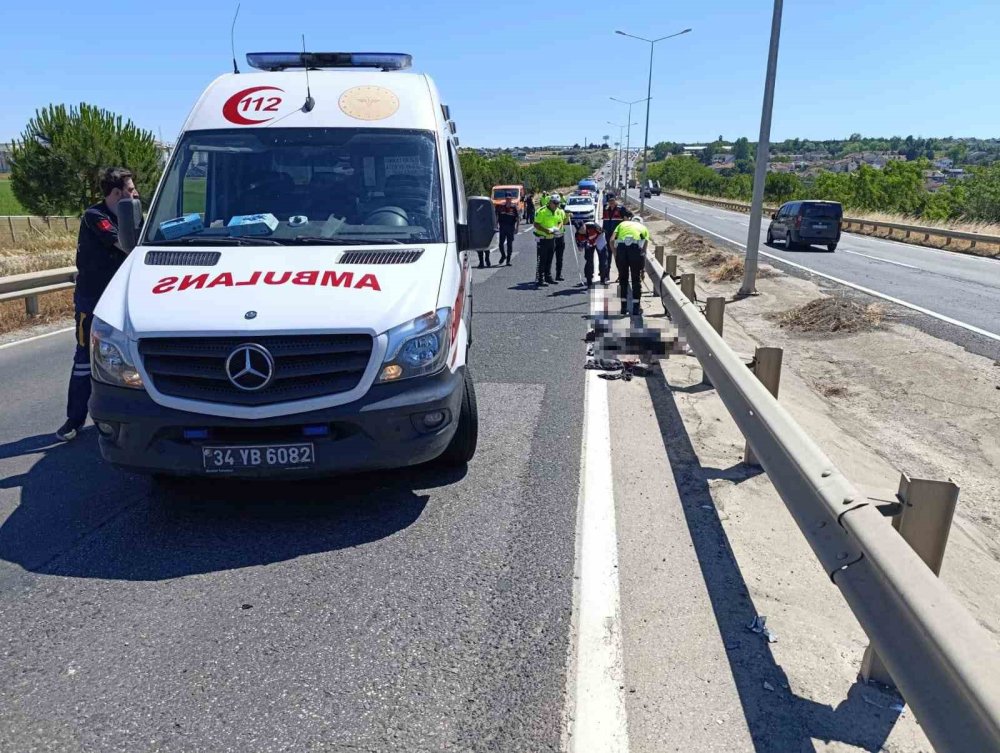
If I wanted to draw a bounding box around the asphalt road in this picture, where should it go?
[627,190,1000,359]
[0,228,592,752]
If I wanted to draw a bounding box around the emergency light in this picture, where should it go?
[246,52,412,71]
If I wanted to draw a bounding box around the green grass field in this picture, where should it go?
[0,177,28,215]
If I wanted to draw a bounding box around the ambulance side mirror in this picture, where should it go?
[117,198,143,253]
[462,196,496,252]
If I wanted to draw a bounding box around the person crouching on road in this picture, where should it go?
[496,197,518,266]
[575,219,609,287]
[56,167,140,441]
[533,195,561,288]
[610,211,650,316]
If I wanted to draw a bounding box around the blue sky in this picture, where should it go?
[3,0,998,148]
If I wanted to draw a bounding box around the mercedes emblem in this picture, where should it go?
[224,344,275,391]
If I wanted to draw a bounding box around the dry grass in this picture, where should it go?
[0,288,75,336]
[662,229,777,282]
[708,256,746,282]
[0,228,76,276]
[774,297,885,334]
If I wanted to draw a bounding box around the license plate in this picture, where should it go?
[202,443,314,473]
[813,223,828,229]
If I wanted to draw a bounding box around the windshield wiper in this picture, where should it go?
[154,236,283,246]
[287,236,412,245]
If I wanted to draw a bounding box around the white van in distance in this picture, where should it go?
[90,52,495,477]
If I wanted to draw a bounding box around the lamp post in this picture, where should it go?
[615,27,691,214]
[611,97,647,197]
[738,0,783,296]
[607,121,627,188]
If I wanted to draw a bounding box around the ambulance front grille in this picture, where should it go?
[339,249,424,264]
[139,334,374,406]
[144,251,221,266]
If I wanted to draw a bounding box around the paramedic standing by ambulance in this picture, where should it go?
[533,194,561,287]
[55,167,139,441]
[610,212,650,315]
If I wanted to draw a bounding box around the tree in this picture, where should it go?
[963,164,1000,222]
[733,137,751,162]
[763,172,802,203]
[10,103,162,215]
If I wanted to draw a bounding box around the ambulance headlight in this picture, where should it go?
[91,318,144,389]
[379,307,452,382]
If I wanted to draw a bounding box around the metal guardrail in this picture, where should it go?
[645,252,1000,752]
[659,191,1000,255]
[0,267,76,315]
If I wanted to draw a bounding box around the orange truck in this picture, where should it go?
[491,184,525,216]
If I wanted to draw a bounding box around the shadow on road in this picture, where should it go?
[645,373,903,753]
[0,430,459,581]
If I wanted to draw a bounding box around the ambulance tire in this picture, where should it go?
[439,368,478,466]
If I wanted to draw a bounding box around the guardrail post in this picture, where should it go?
[700,297,726,386]
[680,273,696,302]
[705,297,725,335]
[665,254,678,278]
[654,244,664,265]
[24,294,39,317]
[860,474,960,688]
[743,347,783,466]
[6,216,15,244]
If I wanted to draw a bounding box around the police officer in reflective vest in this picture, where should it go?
[56,167,140,441]
[533,194,561,287]
[610,212,650,315]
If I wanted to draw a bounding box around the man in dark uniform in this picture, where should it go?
[496,197,518,266]
[602,195,627,246]
[523,192,535,225]
[55,167,139,441]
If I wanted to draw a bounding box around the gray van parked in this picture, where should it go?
[767,200,843,252]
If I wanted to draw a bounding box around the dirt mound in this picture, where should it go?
[707,256,745,282]
[673,230,714,256]
[774,297,885,333]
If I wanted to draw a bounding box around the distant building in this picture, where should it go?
[0,142,12,173]
[933,157,954,169]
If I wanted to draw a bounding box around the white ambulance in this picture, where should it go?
[90,52,495,477]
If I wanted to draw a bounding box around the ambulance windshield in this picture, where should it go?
[144,128,444,245]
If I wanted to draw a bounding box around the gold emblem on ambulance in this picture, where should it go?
[338,86,400,121]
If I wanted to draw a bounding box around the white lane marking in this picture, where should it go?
[841,249,919,269]
[651,206,1000,343]
[568,369,629,753]
[0,326,75,351]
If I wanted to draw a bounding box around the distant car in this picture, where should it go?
[767,200,842,252]
[642,188,652,198]
[652,180,662,196]
[566,194,597,223]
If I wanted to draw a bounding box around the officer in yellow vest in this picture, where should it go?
[533,194,562,288]
[610,211,650,315]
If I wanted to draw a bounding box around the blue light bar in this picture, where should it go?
[246,52,412,72]
[183,428,210,440]
[301,425,330,437]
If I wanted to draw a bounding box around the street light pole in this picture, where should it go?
[616,27,692,214]
[611,96,646,195]
[607,121,626,188]
[738,0,783,297]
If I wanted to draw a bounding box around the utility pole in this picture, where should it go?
[615,27,691,214]
[738,0,783,297]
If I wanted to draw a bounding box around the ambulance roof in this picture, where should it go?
[183,68,445,133]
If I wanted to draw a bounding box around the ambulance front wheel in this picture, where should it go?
[439,367,478,466]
